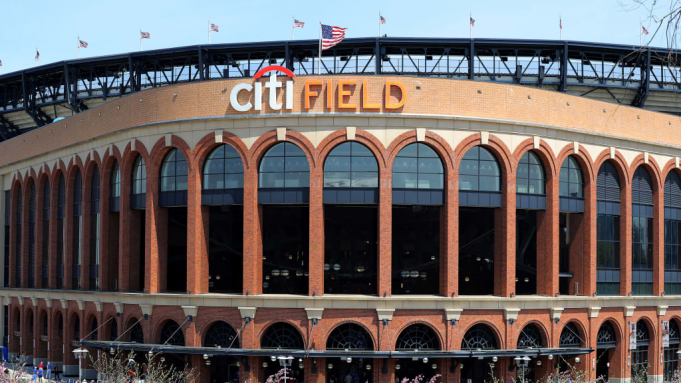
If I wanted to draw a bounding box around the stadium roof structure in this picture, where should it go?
[0,37,679,142]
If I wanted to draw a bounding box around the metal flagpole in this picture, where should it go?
[208,20,211,44]
[318,21,322,75]
[140,28,142,51]
[77,36,79,59]
[640,22,642,46]
[560,14,562,40]
[379,11,381,37]
[292,16,295,40]
[470,12,472,39]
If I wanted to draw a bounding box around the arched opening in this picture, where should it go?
[632,166,654,295]
[41,179,50,288]
[158,320,186,372]
[36,311,48,363]
[10,309,20,357]
[57,175,65,289]
[596,161,622,295]
[160,148,189,293]
[517,323,545,381]
[106,161,120,291]
[631,320,651,380]
[28,183,36,288]
[459,146,501,295]
[129,155,146,292]
[202,144,244,293]
[392,143,444,295]
[127,318,143,344]
[261,322,305,381]
[596,321,618,381]
[558,156,586,295]
[663,319,680,381]
[394,324,441,382]
[325,323,374,383]
[71,170,83,290]
[203,321,240,383]
[515,151,546,295]
[89,166,100,291]
[259,142,310,294]
[558,322,585,370]
[14,185,22,287]
[665,171,681,295]
[107,316,118,341]
[461,323,499,382]
[324,142,378,295]
[26,309,34,363]
[4,190,10,287]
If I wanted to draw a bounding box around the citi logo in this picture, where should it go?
[229,65,295,112]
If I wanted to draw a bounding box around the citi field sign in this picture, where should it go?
[228,65,407,112]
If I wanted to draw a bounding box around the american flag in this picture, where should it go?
[380,15,386,24]
[35,49,40,62]
[642,25,649,35]
[140,31,150,39]
[470,17,475,27]
[79,39,88,48]
[294,19,305,28]
[321,24,347,50]
[210,23,219,32]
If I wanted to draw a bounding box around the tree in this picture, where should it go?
[625,0,681,49]
[91,350,197,383]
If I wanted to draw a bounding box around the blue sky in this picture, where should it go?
[0,0,671,74]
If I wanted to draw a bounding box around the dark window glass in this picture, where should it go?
[632,167,654,205]
[324,206,377,295]
[559,156,583,198]
[516,210,537,295]
[90,167,100,291]
[15,186,21,287]
[259,143,310,188]
[458,207,495,295]
[665,171,681,208]
[663,321,681,381]
[57,176,65,289]
[665,220,681,294]
[73,316,80,339]
[72,171,82,290]
[28,184,36,288]
[203,145,244,190]
[42,183,49,288]
[393,143,443,190]
[391,205,440,295]
[262,206,309,294]
[132,156,146,195]
[632,216,653,295]
[4,191,9,288]
[631,320,649,380]
[167,207,187,293]
[460,146,500,192]
[597,161,621,202]
[160,149,188,192]
[324,142,378,188]
[516,151,545,195]
[208,205,243,293]
[597,214,621,295]
[110,162,120,198]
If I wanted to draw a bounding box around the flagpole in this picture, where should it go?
[140,28,142,51]
[640,22,642,46]
[208,20,211,44]
[560,14,562,40]
[379,11,381,37]
[77,36,79,59]
[318,21,322,75]
[292,16,295,40]
[470,12,472,39]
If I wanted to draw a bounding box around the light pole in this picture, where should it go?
[514,356,530,383]
[278,356,294,382]
[73,348,89,382]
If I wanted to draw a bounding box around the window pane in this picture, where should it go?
[330,142,352,156]
[463,146,479,160]
[393,158,417,173]
[260,158,285,173]
[460,160,479,176]
[459,175,478,191]
[285,157,309,172]
[284,142,306,157]
[352,157,378,172]
[224,158,243,174]
[161,177,176,192]
[479,176,500,192]
[325,157,351,172]
[517,181,528,194]
[569,183,582,198]
[324,172,351,188]
[396,144,417,157]
[529,164,543,180]
[204,174,223,190]
[176,159,188,176]
[224,174,244,189]
[517,164,529,179]
[393,173,418,189]
[480,161,500,176]
[352,172,378,188]
[176,176,188,191]
[418,174,443,189]
[264,143,285,157]
[260,173,285,188]
[560,167,569,182]
[418,144,438,158]
[419,158,443,174]
[285,172,310,188]
[528,179,544,195]
[559,182,569,197]
[351,142,371,156]
[161,162,175,178]
[205,159,224,174]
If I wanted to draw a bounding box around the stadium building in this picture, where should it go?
[1,38,681,382]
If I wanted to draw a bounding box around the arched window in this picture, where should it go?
[91,167,100,212]
[57,176,65,289]
[632,166,654,296]
[131,156,146,209]
[517,151,545,195]
[261,322,304,349]
[41,312,48,335]
[462,324,497,350]
[324,142,378,203]
[259,142,309,204]
[73,315,80,339]
[42,180,50,288]
[632,320,650,378]
[160,320,184,346]
[73,171,82,215]
[109,318,118,341]
[597,321,617,348]
[28,183,36,288]
[326,323,373,350]
[395,324,440,351]
[393,143,443,205]
[129,321,143,343]
[160,149,188,207]
[57,313,63,336]
[597,161,622,295]
[560,156,584,198]
[90,317,98,340]
[517,324,543,348]
[110,162,120,211]
[459,145,501,207]
[203,321,239,348]
[664,320,681,380]
[202,145,244,205]
[665,171,681,295]
[15,185,22,287]
[597,161,621,202]
[560,323,582,348]
[72,170,83,290]
[632,167,654,206]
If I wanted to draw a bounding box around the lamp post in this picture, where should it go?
[514,356,530,383]
[73,348,89,382]
[278,356,294,382]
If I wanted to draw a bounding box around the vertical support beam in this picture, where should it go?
[583,173,597,297]
[197,46,204,81]
[242,164,260,295]
[559,42,568,92]
[468,40,475,80]
[186,156,208,294]
[0,174,5,289]
[63,64,71,110]
[375,38,382,75]
[284,42,294,72]
[621,182,632,296]
[308,163,323,296]
[377,160,392,297]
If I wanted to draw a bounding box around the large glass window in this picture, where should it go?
[160,149,188,192]
[203,145,244,190]
[631,320,650,381]
[392,205,439,295]
[208,205,243,293]
[560,156,583,198]
[110,163,120,198]
[459,207,495,295]
[517,151,545,195]
[663,320,680,382]
[262,206,309,294]
[324,142,378,188]
[3,191,9,288]
[90,167,100,291]
[15,186,21,287]
[516,209,538,295]
[72,171,82,290]
[41,182,49,288]
[131,156,146,195]
[57,176,65,289]
[597,161,621,295]
[259,142,309,188]
[632,166,654,296]
[665,171,681,295]
[393,143,443,190]
[28,184,36,288]
[460,146,500,192]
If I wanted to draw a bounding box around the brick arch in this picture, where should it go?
[453,133,513,175]
[628,154,663,193]
[120,141,151,184]
[257,320,308,349]
[556,144,596,185]
[121,315,144,342]
[634,315,657,341]
[512,138,558,179]
[593,149,630,189]
[322,320,378,351]
[102,315,118,341]
[24,306,34,334]
[459,320,505,350]
[516,320,551,348]
[250,129,318,170]
[392,320,446,351]
[152,317,187,345]
[149,135,194,185]
[317,128,388,170]
[199,319,242,347]
[386,130,455,171]
[595,317,624,343]
[559,319,589,348]
[661,160,681,190]
[193,131,252,176]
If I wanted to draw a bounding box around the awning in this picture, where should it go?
[81,341,592,359]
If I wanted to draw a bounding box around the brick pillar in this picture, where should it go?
[378,168,392,297]
[568,213,585,295]
[8,188,17,288]
[309,165,324,296]
[36,186,45,289]
[82,176,92,291]
[494,185,516,297]
[621,186,632,296]
[64,177,75,291]
[242,168,261,295]
[442,171,457,297]
[654,183,664,296]
[583,176,598,297]
[20,186,29,288]
[118,173,131,292]
[537,175,560,296]
[186,159,209,294]
[20,304,29,357]
[146,184,167,294]
[48,179,58,290]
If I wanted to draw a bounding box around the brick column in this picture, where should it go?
[537,174,560,296]
[309,165,324,296]
[495,181,516,297]
[36,184,45,289]
[378,167,392,297]
[146,179,166,294]
[186,158,209,294]
[118,170,132,292]
[654,182,665,296]
[48,177,58,290]
[441,168,457,297]
[583,175,598,297]
[20,186,30,288]
[242,167,261,295]
[82,174,92,291]
[621,186,632,296]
